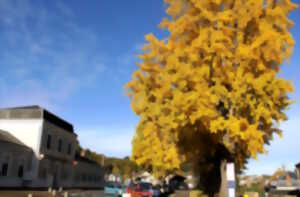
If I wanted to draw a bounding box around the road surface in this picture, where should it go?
[0,190,105,197]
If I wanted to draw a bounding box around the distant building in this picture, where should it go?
[72,153,104,188]
[0,106,104,188]
[138,171,156,184]
[296,163,300,179]
[239,175,265,187]
[266,168,300,196]
[106,174,121,183]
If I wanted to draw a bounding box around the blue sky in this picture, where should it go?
[0,0,299,175]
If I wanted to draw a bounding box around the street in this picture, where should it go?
[0,190,105,197]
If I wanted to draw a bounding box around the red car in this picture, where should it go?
[126,183,136,195]
[126,182,153,197]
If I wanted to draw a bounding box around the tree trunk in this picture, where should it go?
[209,192,215,197]
[219,160,228,197]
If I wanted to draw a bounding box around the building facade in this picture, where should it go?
[0,130,33,187]
[0,106,104,188]
[72,153,105,188]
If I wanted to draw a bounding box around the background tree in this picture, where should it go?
[112,164,120,175]
[123,165,132,180]
[127,0,297,196]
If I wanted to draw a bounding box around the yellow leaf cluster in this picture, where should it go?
[127,0,297,173]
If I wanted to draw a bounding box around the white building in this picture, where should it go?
[0,129,33,187]
[0,106,104,188]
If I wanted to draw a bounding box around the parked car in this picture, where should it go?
[177,182,189,190]
[126,182,137,195]
[152,185,161,197]
[104,181,125,196]
[161,182,172,195]
[169,175,187,191]
[126,182,153,197]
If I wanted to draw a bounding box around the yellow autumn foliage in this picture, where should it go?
[127,0,297,174]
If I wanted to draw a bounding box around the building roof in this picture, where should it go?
[0,105,41,110]
[296,163,300,168]
[0,129,30,149]
[0,105,75,134]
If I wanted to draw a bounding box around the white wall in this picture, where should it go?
[0,119,43,156]
[0,141,34,186]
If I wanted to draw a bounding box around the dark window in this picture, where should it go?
[1,163,8,176]
[61,170,68,180]
[82,174,87,182]
[75,173,80,181]
[46,135,51,149]
[38,167,47,179]
[18,165,24,178]
[67,143,72,155]
[58,139,62,152]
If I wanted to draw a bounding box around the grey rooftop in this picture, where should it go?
[0,105,74,134]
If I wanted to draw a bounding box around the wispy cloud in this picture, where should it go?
[114,43,144,80]
[0,0,107,111]
[0,0,142,157]
[55,1,74,18]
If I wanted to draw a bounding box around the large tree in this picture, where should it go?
[127,0,297,195]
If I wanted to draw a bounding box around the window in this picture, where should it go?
[75,173,80,181]
[82,173,87,182]
[67,143,72,155]
[58,139,62,152]
[88,175,92,182]
[1,163,8,176]
[18,165,24,178]
[46,134,52,149]
[61,170,68,180]
[38,167,47,179]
